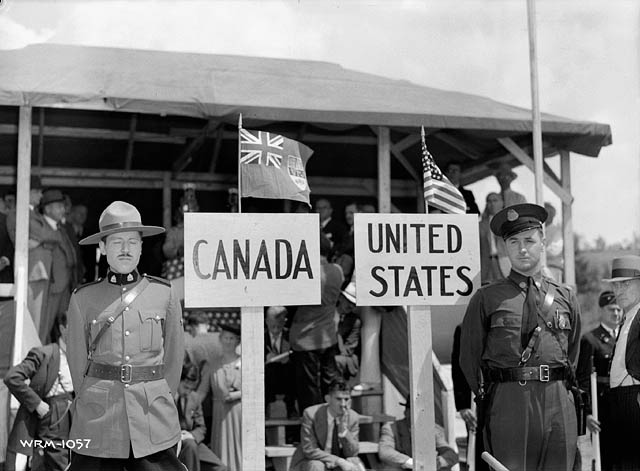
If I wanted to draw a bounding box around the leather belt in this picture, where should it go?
[86,362,164,384]
[485,365,567,383]
[45,392,74,403]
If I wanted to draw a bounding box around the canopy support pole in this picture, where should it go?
[560,151,575,286]
[162,172,171,230]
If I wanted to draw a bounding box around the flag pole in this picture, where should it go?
[237,114,243,214]
[421,126,429,215]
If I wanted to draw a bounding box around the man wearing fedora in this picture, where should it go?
[39,188,78,343]
[460,203,581,471]
[66,201,184,470]
[602,255,640,470]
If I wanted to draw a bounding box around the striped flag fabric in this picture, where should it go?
[421,126,466,214]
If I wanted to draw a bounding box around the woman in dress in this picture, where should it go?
[197,324,242,470]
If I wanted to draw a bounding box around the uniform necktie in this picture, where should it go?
[330,419,344,457]
[521,277,539,349]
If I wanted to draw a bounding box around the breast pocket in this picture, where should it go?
[488,312,521,342]
[139,311,165,352]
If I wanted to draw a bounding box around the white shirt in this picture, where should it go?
[324,409,347,452]
[46,340,74,397]
[269,332,282,354]
[610,305,640,388]
[320,217,331,230]
[43,214,58,231]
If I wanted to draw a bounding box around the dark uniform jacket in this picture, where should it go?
[4,343,61,455]
[576,325,615,410]
[66,273,184,458]
[460,271,581,394]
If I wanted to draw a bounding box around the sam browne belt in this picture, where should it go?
[484,365,568,383]
[86,361,164,384]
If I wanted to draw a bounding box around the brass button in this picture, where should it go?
[122,287,127,292]
[125,307,129,311]
[124,384,129,388]
[125,330,130,336]
[92,319,97,324]
[155,315,160,320]
[125,355,130,361]
[547,322,553,328]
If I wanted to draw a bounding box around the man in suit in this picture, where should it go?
[66,201,184,471]
[315,198,347,250]
[290,379,364,471]
[4,315,73,471]
[601,256,640,470]
[576,290,622,471]
[176,363,227,471]
[7,176,50,339]
[378,402,458,470]
[264,306,296,418]
[38,189,78,343]
[444,163,479,214]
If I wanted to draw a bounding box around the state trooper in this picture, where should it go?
[459,203,581,471]
[66,201,185,470]
[576,290,622,471]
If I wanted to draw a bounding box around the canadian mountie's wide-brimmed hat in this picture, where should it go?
[79,201,165,245]
[490,203,548,239]
[341,280,357,304]
[603,255,640,283]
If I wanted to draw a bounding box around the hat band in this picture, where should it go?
[100,221,144,232]
[611,268,640,279]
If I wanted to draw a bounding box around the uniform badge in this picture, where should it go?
[110,275,116,283]
[127,274,133,282]
[507,209,519,221]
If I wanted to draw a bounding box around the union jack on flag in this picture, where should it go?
[421,127,466,214]
[240,129,284,168]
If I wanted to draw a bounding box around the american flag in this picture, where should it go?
[240,129,285,168]
[421,127,466,214]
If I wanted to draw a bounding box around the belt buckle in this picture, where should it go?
[539,365,550,382]
[120,364,132,383]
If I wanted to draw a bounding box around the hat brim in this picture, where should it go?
[79,225,165,245]
[603,276,640,283]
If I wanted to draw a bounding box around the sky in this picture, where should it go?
[0,0,638,245]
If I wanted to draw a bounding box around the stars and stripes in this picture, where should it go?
[421,126,466,214]
[240,129,284,168]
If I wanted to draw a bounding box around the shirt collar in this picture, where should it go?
[43,214,58,231]
[600,323,617,338]
[107,270,139,285]
[507,269,542,289]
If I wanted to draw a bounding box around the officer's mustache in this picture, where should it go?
[118,253,133,258]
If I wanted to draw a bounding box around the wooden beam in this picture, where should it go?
[171,128,378,145]
[433,131,482,160]
[208,126,225,173]
[370,127,420,183]
[37,108,45,168]
[124,114,137,170]
[241,306,265,471]
[0,124,186,144]
[392,134,420,153]
[560,151,575,286]
[497,137,572,204]
[173,120,218,173]
[377,127,391,213]
[13,106,32,367]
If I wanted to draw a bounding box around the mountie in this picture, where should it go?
[192,238,314,280]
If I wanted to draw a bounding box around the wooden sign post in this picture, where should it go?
[354,213,480,470]
[185,213,321,470]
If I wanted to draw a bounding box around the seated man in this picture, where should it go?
[334,282,361,385]
[378,402,458,470]
[290,379,365,471]
[176,363,227,471]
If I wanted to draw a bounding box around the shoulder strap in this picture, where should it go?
[87,278,150,361]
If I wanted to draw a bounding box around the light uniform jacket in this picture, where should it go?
[290,403,360,470]
[66,274,184,458]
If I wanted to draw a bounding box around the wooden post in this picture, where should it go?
[560,151,575,286]
[12,106,32,366]
[407,305,436,470]
[377,127,391,213]
[527,0,544,206]
[37,108,44,168]
[162,172,172,229]
[125,114,137,170]
[240,306,265,471]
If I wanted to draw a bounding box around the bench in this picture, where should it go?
[265,414,395,446]
[265,441,379,471]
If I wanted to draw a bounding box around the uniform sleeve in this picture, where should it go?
[459,289,488,394]
[3,348,46,412]
[378,422,410,467]
[163,283,184,396]
[66,293,88,391]
[567,289,582,368]
[575,335,594,414]
[451,324,471,410]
